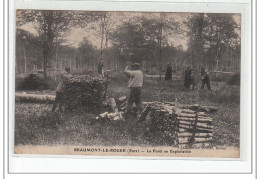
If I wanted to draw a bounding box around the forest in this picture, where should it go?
[14,10,241,150]
[16,10,241,78]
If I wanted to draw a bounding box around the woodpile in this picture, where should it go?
[62,77,108,111]
[138,101,215,148]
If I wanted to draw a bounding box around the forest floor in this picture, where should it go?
[14,72,240,148]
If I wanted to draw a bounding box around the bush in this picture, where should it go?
[227,73,240,86]
[17,74,49,90]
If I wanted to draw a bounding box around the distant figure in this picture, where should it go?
[190,69,196,90]
[124,62,143,118]
[52,67,72,112]
[165,64,172,83]
[98,59,104,76]
[184,66,192,88]
[201,67,211,90]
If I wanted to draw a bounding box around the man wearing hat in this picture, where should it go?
[124,62,143,117]
[52,67,72,112]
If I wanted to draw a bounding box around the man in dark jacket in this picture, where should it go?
[165,64,172,83]
[201,67,211,90]
[98,59,103,76]
[184,66,191,88]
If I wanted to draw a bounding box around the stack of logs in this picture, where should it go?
[174,107,214,148]
[138,101,216,148]
[63,76,108,111]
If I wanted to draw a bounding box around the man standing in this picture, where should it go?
[165,64,172,84]
[98,59,104,76]
[184,66,191,88]
[124,63,143,117]
[201,67,211,90]
[52,67,72,112]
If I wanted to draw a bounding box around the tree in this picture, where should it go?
[186,13,205,69]
[141,13,181,78]
[17,10,74,79]
[16,28,42,73]
[186,13,240,71]
[110,14,183,71]
[203,14,239,71]
[76,38,98,71]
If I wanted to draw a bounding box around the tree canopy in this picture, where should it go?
[16,10,241,76]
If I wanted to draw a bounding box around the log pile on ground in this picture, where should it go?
[62,77,108,111]
[138,101,215,148]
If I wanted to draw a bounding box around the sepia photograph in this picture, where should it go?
[14,10,241,158]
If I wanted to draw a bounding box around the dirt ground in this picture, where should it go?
[14,72,240,147]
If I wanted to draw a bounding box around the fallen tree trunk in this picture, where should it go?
[15,93,55,104]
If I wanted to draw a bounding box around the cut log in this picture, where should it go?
[100,112,108,118]
[177,113,197,118]
[192,143,212,148]
[178,137,213,144]
[179,120,195,126]
[179,124,194,130]
[176,117,212,123]
[177,113,210,118]
[193,137,213,143]
[118,96,127,103]
[178,121,213,129]
[181,109,195,114]
[179,124,213,132]
[178,144,190,149]
[196,123,213,129]
[176,132,213,138]
[178,137,191,144]
[15,93,55,104]
[197,112,208,116]
[99,111,124,120]
[178,104,199,109]
[196,127,213,133]
[178,128,190,133]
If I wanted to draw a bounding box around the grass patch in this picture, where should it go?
[15,71,240,147]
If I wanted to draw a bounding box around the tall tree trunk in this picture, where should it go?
[159,13,163,80]
[23,47,27,73]
[55,46,58,70]
[43,49,47,79]
[100,26,104,58]
[230,48,233,72]
[197,13,204,70]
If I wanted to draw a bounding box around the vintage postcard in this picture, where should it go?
[14,9,241,158]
